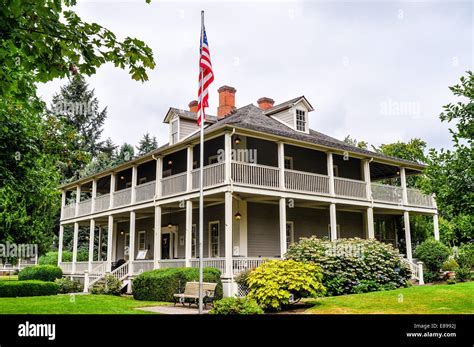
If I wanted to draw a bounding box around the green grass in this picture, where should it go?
[0,294,168,314]
[0,275,18,281]
[307,282,474,314]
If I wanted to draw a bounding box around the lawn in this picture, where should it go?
[0,294,168,314]
[0,275,18,281]
[307,282,474,314]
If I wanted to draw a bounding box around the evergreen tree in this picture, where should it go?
[136,132,158,155]
[115,143,135,164]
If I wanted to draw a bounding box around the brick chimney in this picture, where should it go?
[257,97,275,110]
[217,85,237,119]
[188,100,198,113]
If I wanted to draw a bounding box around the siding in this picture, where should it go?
[115,217,155,260]
[180,119,199,140]
[271,109,294,128]
[247,203,280,257]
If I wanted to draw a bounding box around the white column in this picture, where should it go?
[88,219,95,272]
[155,156,162,198]
[106,215,114,272]
[400,167,408,205]
[279,197,287,257]
[187,146,193,192]
[60,190,66,219]
[224,132,232,183]
[91,179,97,212]
[131,165,138,204]
[404,211,412,260]
[277,142,285,189]
[329,203,337,241]
[367,207,375,239]
[363,159,372,200]
[185,200,193,267]
[75,185,81,217]
[224,192,233,277]
[327,153,335,196]
[154,206,162,269]
[433,214,440,241]
[57,225,64,265]
[109,173,116,209]
[72,222,79,274]
[129,211,136,275]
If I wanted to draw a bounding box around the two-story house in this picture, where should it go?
[57,85,438,295]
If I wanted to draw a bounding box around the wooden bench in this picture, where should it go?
[173,281,217,308]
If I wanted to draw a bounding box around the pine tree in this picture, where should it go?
[115,143,135,164]
[136,132,158,155]
[51,75,108,180]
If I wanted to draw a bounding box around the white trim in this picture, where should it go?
[170,117,180,145]
[124,232,130,260]
[333,165,339,177]
[191,224,197,258]
[284,156,294,170]
[327,223,341,239]
[138,230,146,251]
[208,220,220,258]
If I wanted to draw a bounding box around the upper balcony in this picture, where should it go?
[60,134,435,220]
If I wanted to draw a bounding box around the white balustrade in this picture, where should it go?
[59,262,73,274]
[233,257,276,274]
[135,181,156,202]
[334,177,367,199]
[407,188,435,208]
[285,169,330,194]
[94,194,110,212]
[74,262,89,273]
[190,258,226,273]
[231,161,280,188]
[161,172,187,196]
[113,188,132,207]
[132,260,155,274]
[62,204,76,219]
[371,183,404,204]
[111,261,129,280]
[192,162,225,190]
[78,199,92,216]
[157,259,186,269]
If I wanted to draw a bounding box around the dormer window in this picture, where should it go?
[170,118,179,144]
[296,109,306,132]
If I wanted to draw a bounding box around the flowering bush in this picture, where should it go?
[285,237,411,295]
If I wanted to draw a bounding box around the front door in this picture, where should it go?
[161,234,171,259]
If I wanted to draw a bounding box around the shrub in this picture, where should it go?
[441,258,459,272]
[234,268,252,294]
[133,267,222,302]
[446,278,456,285]
[351,280,380,294]
[210,297,264,315]
[0,280,59,297]
[247,259,325,311]
[18,265,63,282]
[38,251,72,265]
[423,270,440,283]
[414,239,450,273]
[77,249,89,262]
[285,237,411,295]
[455,243,474,269]
[54,278,82,294]
[90,275,122,296]
[455,267,472,282]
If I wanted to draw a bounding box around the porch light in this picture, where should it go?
[234,211,242,220]
[168,160,173,165]
[120,230,124,235]
[120,176,125,180]
[234,137,241,145]
[168,223,173,229]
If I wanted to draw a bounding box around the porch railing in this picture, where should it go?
[132,260,155,274]
[157,259,186,269]
[190,258,226,273]
[161,172,187,196]
[371,183,403,204]
[192,162,225,190]
[232,161,280,188]
[233,257,277,274]
[135,181,156,202]
[94,194,110,212]
[78,199,92,216]
[59,262,73,274]
[285,169,330,194]
[334,177,367,199]
[407,188,435,208]
[113,188,132,207]
[62,204,76,219]
[111,261,129,281]
[75,261,89,273]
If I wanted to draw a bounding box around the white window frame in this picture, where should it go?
[295,109,307,132]
[284,156,294,170]
[208,221,220,258]
[138,230,146,251]
[191,224,197,258]
[333,165,339,177]
[286,221,294,249]
[124,232,130,259]
[170,118,179,145]
[208,154,219,165]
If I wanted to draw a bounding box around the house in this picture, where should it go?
[57,85,438,295]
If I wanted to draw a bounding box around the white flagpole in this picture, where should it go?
[198,9,205,315]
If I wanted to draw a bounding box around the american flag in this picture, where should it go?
[197,24,214,126]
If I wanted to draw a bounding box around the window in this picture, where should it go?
[296,109,306,132]
[125,181,132,188]
[208,155,219,165]
[138,177,147,185]
[191,224,197,258]
[286,221,294,249]
[208,221,220,258]
[284,156,293,170]
[327,224,341,238]
[333,165,339,177]
[138,231,146,251]
[170,118,179,144]
[124,233,130,259]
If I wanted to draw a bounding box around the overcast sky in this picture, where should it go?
[37,0,473,152]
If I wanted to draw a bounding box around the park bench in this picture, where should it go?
[173,281,217,308]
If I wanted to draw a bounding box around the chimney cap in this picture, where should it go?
[218,85,237,93]
[257,97,275,105]
[188,100,198,107]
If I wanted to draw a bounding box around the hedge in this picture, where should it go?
[133,267,222,302]
[18,265,63,282]
[0,280,59,297]
[38,251,72,265]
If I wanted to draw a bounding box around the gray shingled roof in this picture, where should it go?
[167,107,217,123]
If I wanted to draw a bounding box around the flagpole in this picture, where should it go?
[198,9,205,315]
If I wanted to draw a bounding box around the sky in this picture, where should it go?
[37,0,473,152]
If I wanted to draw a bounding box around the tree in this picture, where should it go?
[343,135,368,149]
[51,75,108,180]
[136,132,158,156]
[115,143,135,165]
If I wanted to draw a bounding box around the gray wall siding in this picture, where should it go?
[180,119,198,140]
[247,203,280,257]
[287,207,330,241]
[271,109,294,128]
[115,218,154,260]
